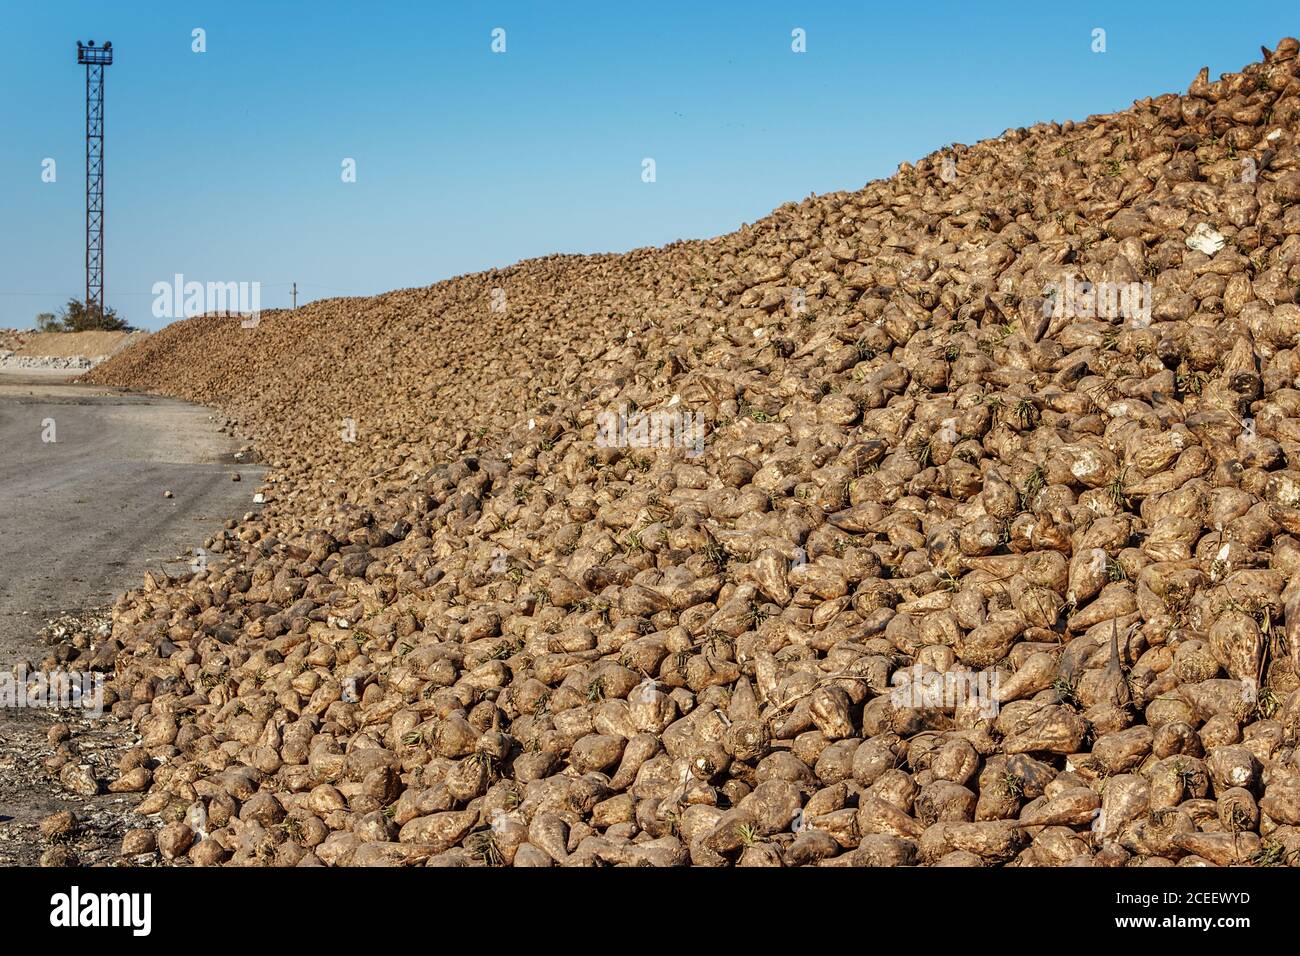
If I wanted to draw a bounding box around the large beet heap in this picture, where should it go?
[78,40,1300,866]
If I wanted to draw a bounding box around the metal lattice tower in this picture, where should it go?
[76,40,112,319]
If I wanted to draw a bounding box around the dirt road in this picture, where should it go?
[0,373,264,863]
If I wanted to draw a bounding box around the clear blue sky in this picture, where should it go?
[0,1,1295,330]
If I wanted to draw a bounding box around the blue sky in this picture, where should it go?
[0,1,1295,330]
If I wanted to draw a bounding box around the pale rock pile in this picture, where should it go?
[0,351,97,371]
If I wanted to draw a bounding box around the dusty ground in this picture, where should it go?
[0,373,264,864]
[13,331,125,358]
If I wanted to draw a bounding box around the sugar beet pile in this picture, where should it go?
[72,41,1300,866]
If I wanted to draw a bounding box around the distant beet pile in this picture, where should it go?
[74,40,1300,866]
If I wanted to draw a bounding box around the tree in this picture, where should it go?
[39,299,135,333]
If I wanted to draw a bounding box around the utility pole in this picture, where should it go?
[76,39,112,320]
[292,282,297,309]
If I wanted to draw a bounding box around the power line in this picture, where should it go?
[0,282,363,297]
